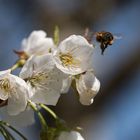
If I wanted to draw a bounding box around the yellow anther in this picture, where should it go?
[59,53,79,67]
[28,72,48,87]
[0,78,11,92]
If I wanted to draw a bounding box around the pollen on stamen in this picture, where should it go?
[59,53,80,67]
[0,78,11,92]
[28,72,48,87]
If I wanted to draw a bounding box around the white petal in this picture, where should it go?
[19,55,34,80]
[31,89,60,105]
[0,69,11,78]
[31,54,55,72]
[57,131,85,140]
[76,71,100,105]
[20,54,66,105]
[0,106,35,127]
[22,30,55,56]
[54,35,94,75]
[0,90,8,100]
[61,76,72,94]
[7,75,29,115]
[20,54,55,80]
[79,96,94,106]
[30,66,65,105]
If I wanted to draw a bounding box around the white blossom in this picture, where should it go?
[19,54,67,105]
[21,30,55,56]
[53,35,94,75]
[76,71,100,105]
[57,131,85,140]
[0,70,29,115]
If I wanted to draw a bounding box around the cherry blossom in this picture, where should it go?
[20,54,67,105]
[22,30,55,56]
[0,70,29,115]
[53,35,94,75]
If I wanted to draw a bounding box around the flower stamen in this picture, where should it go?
[59,53,80,67]
[0,78,11,92]
[28,72,48,87]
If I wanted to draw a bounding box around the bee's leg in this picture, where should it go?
[102,44,108,55]
[104,44,108,50]
[100,43,105,55]
[101,50,104,55]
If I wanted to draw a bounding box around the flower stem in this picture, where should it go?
[54,25,59,46]
[39,104,58,120]
[0,121,27,140]
[10,63,19,72]
[10,59,26,72]
[0,125,16,140]
[0,126,10,140]
[28,101,48,131]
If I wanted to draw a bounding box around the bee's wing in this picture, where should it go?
[113,33,122,40]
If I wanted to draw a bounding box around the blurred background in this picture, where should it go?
[0,0,140,139]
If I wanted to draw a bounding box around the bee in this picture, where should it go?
[95,31,114,55]
[96,31,123,55]
[84,28,122,55]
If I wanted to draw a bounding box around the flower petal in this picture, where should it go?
[76,71,100,105]
[22,30,55,56]
[61,76,72,94]
[0,69,11,79]
[57,131,84,140]
[7,75,29,115]
[20,54,67,105]
[0,90,8,100]
[31,89,60,105]
[0,106,35,127]
[19,55,34,80]
[54,35,94,75]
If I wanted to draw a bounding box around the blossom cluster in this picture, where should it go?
[0,30,100,140]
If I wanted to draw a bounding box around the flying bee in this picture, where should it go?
[95,31,122,55]
[84,28,122,55]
